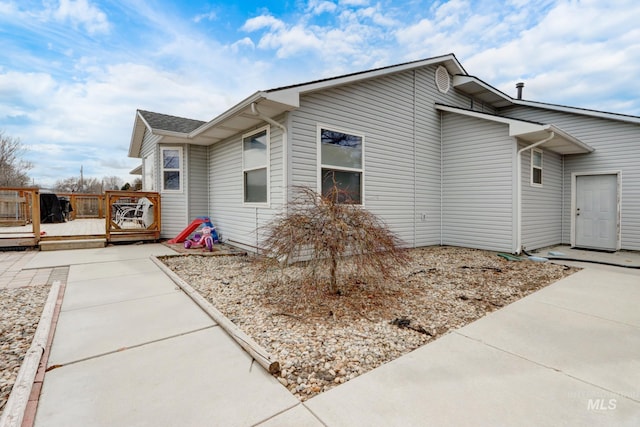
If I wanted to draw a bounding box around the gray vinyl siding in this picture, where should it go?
[501,106,640,250]
[208,123,283,250]
[441,112,514,252]
[140,129,160,158]
[288,66,475,248]
[188,145,209,219]
[520,144,563,250]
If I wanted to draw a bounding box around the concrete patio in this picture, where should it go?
[4,244,639,426]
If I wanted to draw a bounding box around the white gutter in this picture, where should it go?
[251,102,288,212]
[515,131,555,254]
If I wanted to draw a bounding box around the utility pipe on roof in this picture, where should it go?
[251,102,288,212]
[515,131,555,254]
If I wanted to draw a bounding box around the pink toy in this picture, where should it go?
[184,226,215,251]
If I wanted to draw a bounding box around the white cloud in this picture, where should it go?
[230,37,255,53]
[257,25,323,57]
[339,0,369,6]
[242,14,285,32]
[307,0,338,15]
[53,0,110,34]
[193,11,216,23]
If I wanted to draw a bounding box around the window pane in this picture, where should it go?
[532,151,542,168]
[321,129,362,169]
[533,168,542,184]
[163,149,180,169]
[163,171,180,190]
[243,130,267,170]
[244,168,267,203]
[322,169,361,204]
[143,155,154,191]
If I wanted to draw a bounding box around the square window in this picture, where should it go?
[319,127,364,204]
[321,169,361,204]
[244,168,267,203]
[321,129,362,169]
[161,147,182,192]
[163,171,180,190]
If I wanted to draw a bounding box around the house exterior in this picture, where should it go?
[128,53,640,254]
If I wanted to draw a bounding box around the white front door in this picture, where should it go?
[575,174,618,250]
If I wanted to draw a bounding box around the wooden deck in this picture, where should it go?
[0,219,106,237]
[0,189,162,249]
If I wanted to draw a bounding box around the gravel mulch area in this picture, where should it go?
[0,284,51,414]
[161,246,578,401]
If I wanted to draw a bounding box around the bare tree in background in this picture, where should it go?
[102,175,124,191]
[0,131,33,187]
[54,176,113,193]
[132,177,142,190]
[259,185,408,295]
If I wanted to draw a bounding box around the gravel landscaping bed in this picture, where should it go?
[0,284,51,414]
[161,246,578,401]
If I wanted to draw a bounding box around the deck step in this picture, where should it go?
[39,238,107,251]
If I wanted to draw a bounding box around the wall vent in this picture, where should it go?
[435,65,451,93]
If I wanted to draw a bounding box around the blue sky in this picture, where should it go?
[1,0,639,187]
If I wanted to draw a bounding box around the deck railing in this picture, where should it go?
[0,188,38,225]
[0,187,161,247]
[105,191,161,242]
[0,187,40,246]
[55,193,106,219]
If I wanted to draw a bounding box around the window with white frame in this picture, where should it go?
[319,127,363,204]
[143,153,155,191]
[242,127,269,204]
[531,148,543,186]
[161,147,182,191]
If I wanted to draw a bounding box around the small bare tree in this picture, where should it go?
[259,185,408,295]
[0,131,32,187]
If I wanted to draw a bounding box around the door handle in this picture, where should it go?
[576,208,580,216]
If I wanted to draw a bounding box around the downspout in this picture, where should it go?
[251,102,288,213]
[440,111,443,246]
[515,131,555,254]
[412,70,417,248]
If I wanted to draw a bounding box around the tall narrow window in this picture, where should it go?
[143,154,155,191]
[243,127,269,204]
[531,148,543,186]
[161,147,182,191]
[319,127,363,204]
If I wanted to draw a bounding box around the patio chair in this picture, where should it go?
[115,197,152,229]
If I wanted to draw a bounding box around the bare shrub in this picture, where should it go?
[258,185,408,294]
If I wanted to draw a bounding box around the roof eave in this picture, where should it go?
[273,54,465,97]
[128,111,149,158]
[511,99,640,124]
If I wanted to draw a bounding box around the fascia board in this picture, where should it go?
[188,92,266,138]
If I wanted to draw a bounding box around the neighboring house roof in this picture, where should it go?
[435,104,594,155]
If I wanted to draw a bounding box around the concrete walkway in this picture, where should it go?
[19,245,640,426]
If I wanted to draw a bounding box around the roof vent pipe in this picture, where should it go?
[516,82,524,99]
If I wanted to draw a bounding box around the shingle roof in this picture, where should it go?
[138,110,206,133]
